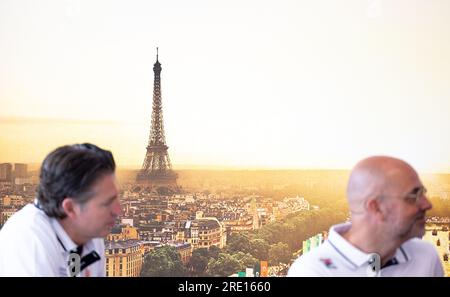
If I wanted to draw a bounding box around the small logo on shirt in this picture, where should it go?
[366,253,381,277]
[320,258,337,269]
[68,253,81,277]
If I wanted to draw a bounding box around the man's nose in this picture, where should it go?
[112,198,122,216]
[419,195,432,211]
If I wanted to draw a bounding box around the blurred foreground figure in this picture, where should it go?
[0,143,121,276]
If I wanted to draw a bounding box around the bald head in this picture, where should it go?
[346,156,419,214]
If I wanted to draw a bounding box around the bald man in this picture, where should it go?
[288,156,444,277]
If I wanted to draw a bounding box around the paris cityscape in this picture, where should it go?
[1,1,450,278]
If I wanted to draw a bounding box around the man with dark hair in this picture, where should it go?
[0,143,121,276]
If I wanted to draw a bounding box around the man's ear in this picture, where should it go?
[366,197,386,221]
[61,198,79,219]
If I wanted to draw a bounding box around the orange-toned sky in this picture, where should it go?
[1,0,450,172]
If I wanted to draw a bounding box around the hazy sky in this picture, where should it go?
[1,0,450,172]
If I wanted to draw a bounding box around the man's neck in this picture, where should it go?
[58,218,87,246]
[341,224,401,266]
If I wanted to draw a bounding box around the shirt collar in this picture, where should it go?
[34,199,83,254]
[51,218,78,253]
[394,244,409,264]
[327,222,409,269]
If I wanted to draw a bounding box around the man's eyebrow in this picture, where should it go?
[408,186,422,195]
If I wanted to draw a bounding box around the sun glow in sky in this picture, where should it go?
[1,0,450,172]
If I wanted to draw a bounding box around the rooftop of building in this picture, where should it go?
[105,239,142,250]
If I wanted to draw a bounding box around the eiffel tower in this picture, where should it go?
[136,48,178,193]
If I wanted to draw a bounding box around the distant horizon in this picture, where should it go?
[3,160,450,175]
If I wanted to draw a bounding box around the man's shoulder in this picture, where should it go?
[0,204,61,276]
[288,243,335,276]
[0,204,55,243]
[402,237,440,257]
[398,237,444,276]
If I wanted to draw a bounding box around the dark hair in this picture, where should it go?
[37,143,116,219]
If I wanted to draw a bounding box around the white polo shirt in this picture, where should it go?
[287,222,444,277]
[0,203,105,277]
